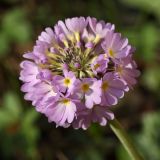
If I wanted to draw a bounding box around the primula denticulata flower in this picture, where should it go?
[20,17,140,130]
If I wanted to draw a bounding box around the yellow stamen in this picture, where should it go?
[64,78,71,86]
[94,63,100,70]
[84,48,92,58]
[109,49,115,57]
[75,32,80,42]
[93,35,100,44]
[81,83,90,92]
[79,71,85,78]
[67,34,74,42]
[102,81,109,91]
[46,51,61,59]
[63,40,69,48]
[62,99,70,105]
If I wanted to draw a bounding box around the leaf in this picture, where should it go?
[3,91,22,118]
[137,111,160,160]
[123,25,159,61]
[21,108,39,145]
[0,110,13,129]
[0,32,10,56]
[22,108,39,129]
[0,92,22,129]
[141,67,160,91]
[116,145,130,160]
[121,0,160,19]
[20,109,39,159]
[139,24,159,61]
[2,9,32,43]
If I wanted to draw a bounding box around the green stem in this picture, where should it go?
[109,118,144,160]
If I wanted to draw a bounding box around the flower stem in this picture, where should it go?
[109,118,144,160]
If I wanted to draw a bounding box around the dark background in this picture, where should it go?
[0,0,160,159]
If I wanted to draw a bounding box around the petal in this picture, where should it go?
[85,95,94,108]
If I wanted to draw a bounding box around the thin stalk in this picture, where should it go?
[109,118,144,160]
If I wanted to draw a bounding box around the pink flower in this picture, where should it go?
[115,55,140,90]
[101,73,126,106]
[45,96,77,126]
[75,79,102,109]
[20,60,40,100]
[53,70,76,94]
[65,17,87,33]
[73,104,114,130]
[102,31,131,59]
[91,54,109,75]
[31,81,59,113]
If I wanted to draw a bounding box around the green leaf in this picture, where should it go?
[0,110,13,129]
[20,109,39,159]
[117,145,130,160]
[141,67,160,91]
[22,109,39,129]
[3,91,22,118]
[0,92,22,129]
[2,9,32,43]
[0,32,10,56]
[123,25,159,61]
[21,108,39,145]
[139,24,159,61]
[137,111,160,160]
[121,0,160,19]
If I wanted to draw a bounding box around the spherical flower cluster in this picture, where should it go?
[20,17,140,129]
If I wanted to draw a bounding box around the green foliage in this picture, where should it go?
[142,67,160,91]
[138,111,160,160]
[0,32,10,56]
[0,9,32,56]
[122,24,159,61]
[116,145,130,160]
[0,92,21,129]
[117,111,160,160]
[139,24,159,61]
[0,92,39,159]
[2,9,32,43]
[121,0,160,19]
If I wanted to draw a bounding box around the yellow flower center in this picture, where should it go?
[81,83,90,92]
[102,81,109,91]
[94,63,100,70]
[62,99,70,105]
[108,49,115,58]
[64,78,71,86]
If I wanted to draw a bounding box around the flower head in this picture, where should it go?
[20,17,140,129]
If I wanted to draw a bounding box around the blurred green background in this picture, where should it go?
[0,0,160,159]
